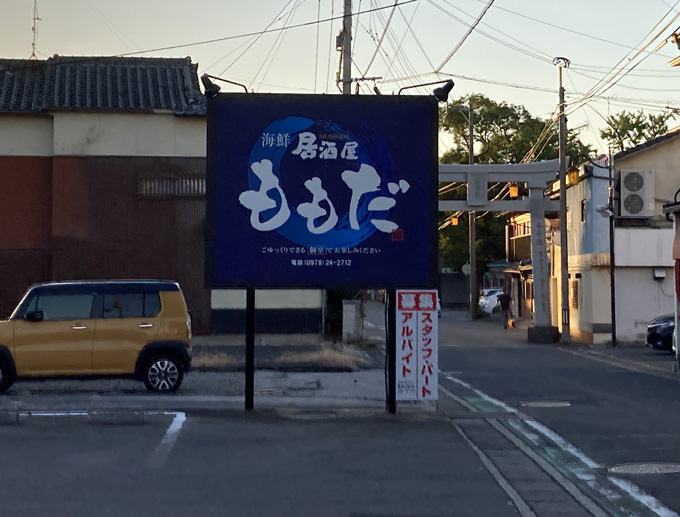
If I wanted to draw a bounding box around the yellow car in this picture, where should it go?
[0,280,192,392]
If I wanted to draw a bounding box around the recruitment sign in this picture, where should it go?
[395,289,438,401]
[206,94,438,288]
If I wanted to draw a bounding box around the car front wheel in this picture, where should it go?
[143,355,184,392]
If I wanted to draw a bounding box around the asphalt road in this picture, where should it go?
[0,409,519,517]
[4,308,680,516]
[438,309,680,516]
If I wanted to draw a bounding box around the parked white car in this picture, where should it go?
[478,288,502,314]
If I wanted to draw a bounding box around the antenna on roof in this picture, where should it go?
[30,0,41,60]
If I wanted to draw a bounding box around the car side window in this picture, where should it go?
[22,295,38,315]
[103,293,144,318]
[102,292,160,318]
[144,292,161,317]
[35,294,95,320]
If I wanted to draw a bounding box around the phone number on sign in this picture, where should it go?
[293,259,353,267]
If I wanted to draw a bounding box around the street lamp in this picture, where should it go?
[397,79,455,102]
[566,165,580,185]
[200,74,249,97]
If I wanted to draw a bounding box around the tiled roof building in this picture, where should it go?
[0,55,206,115]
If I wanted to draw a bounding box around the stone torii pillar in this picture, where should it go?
[438,159,561,343]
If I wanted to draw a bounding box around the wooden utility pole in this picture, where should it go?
[341,0,352,94]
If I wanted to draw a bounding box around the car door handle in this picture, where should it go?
[138,323,153,328]
[72,325,88,330]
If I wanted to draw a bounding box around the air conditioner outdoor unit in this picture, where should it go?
[619,170,654,218]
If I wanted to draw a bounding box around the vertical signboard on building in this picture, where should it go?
[396,289,438,400]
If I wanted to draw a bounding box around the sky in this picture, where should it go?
[3,0,680,156]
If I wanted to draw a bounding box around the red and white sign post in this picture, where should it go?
[396,289,438,401]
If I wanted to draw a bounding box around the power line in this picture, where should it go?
[248,0,302,90]
[325,0,335,94]
[212,0,295,76]
[568,1,680,115]
[428,0,553,66]
[473,0,679,60]
[361,0,398,79]
[314,0,321,93]
[117,1,417,58]
[435,0,495,72]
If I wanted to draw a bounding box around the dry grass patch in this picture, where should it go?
[275,347,371,369]
[191,351,240,368]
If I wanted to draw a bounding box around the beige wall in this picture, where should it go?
[0,116,54,156]
[616,137,680,212]
[587,267,614,344]
[615,228,673,267]
[211,289,324,310]
[53,113,206,157]
[616,267,675,342]
[0,113,206,158]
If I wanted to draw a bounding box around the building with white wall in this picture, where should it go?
[549,132,678,343]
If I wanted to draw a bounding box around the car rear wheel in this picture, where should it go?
[0,358,13,392]
[143,355,183,392]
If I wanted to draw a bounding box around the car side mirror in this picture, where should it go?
[25,310,44,322]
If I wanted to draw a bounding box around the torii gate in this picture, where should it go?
[438,159,561,343]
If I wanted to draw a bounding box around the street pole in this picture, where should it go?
[387,289,396,414]
[341,0,352,95]
[555,57,570,343]
[608,150,617,347]
[468,102,477,320]
[245,288,255,410]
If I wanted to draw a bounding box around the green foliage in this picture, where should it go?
[599,109,675,153]
[438,209,506,282]
[440,93,593,165]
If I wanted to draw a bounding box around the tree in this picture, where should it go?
[438,94,594,281]
[599,109,675,153]
[440,94,593,165]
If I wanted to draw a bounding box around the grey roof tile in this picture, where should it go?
[0,55,206,116]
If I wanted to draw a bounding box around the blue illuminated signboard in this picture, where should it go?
[205,94,438,288]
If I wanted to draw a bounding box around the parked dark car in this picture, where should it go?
[646,314,674,351]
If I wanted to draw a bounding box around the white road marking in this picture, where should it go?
[146,411,187,469]
[23,411,89,416]
[608,477,679,517]
[443,373,678,516]
[444,374,517,413]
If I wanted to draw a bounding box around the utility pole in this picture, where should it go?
[468,101,477,320]
[608,149,617,347]
[555,57,570,343]
[341,0,352,94]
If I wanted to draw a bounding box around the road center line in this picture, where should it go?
[146,411,187,469]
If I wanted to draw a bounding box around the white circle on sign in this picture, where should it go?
[461,263,471,275]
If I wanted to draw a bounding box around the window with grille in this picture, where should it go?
[580,199,586,223]
[138,176,205,198]
[571,280,579,309]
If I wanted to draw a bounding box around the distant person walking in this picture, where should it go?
[498,289,512,329]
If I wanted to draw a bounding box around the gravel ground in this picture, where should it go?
[3,371,246,397]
